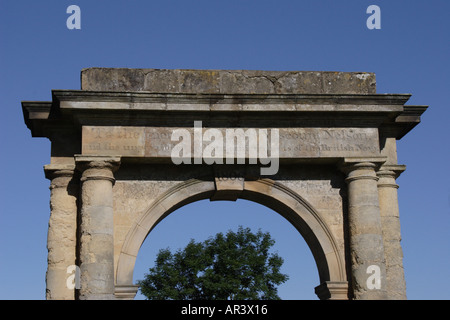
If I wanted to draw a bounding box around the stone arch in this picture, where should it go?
[25,68,422,300]
[115,178,347,299]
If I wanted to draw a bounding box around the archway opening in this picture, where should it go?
[132,199,319,300]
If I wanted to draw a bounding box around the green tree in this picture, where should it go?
[138,226,288,300]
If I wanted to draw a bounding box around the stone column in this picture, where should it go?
[341,160,388,299]
[44,164,78,300]
[76,156,120,300]
[377,165,407,299]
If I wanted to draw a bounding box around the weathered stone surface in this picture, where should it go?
[44,165,78,300]
[81,68,376,94]
[82,126,380,159]
[23,68,426,300]
[377,167,407,299]
[342,161,388,300]
[77,157,120,300]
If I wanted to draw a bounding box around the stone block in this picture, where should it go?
[81,125,380,160]
[81,68,376,94]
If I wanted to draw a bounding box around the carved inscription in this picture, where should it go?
[82,126,379,158]
[278,128,379,157]
[82,126,146,156]
[145,128,176,157]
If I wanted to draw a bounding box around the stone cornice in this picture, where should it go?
[22,70,426,143]
[52,89,411,111]
[379,105,428,139]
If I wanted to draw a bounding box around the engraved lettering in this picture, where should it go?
[82,126,379,159]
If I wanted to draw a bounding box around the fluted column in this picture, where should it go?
[377,165,407,299]
[44,164,78,300]
[76,156,120,300]
[341,160,388,299]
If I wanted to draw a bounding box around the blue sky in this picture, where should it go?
[0,0,449,300]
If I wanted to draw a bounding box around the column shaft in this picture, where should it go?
[377,167,407,299]
[44,165,78,300]
[343,162,388,299]
[77,157,120,300]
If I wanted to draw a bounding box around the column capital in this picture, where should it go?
[338,157,387,173]
[75,155,121,184]
[377,164,406,178]
[377,165,406,189]
[75,155,121,170]
[338,157,386,184]
[44,164,76,180]
[44,164,77,190]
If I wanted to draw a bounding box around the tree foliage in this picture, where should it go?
[138,226,289,300]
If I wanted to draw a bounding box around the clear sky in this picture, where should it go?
[0,0,448,300]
